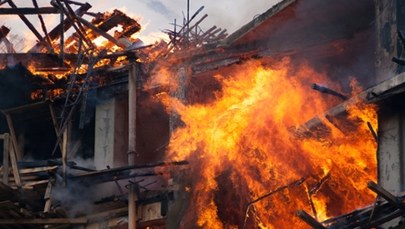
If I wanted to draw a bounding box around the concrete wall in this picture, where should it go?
[374,0,405,83]
[94,97,128,170]
[378,103,405,193]
[377,97,405,227]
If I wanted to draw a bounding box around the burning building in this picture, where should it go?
[0,0,404,228]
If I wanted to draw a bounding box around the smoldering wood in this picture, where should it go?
[367,181,404,209]
[0,182,40,208]
[242,177,307,229]
[311,83,348,100]
[74,15,125,48]
[69,160,188,184]
[51,51,105,158]
[28,2,92,52]
[51,0,94,50]
[366,121,378,142]
[297,210,326,229]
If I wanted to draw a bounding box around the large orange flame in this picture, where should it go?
[163,58,377,228]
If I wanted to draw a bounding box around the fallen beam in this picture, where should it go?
[311,83,348,100]
[297,210,326,229]
[0,7,59,15]
[367,181,404,209]
[0,218,87,224]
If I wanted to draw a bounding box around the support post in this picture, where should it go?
[62,125,68,186]
[297,210,325,229]
[59,10,64,66]
[2,133,9,184]
[43,180,52,213]
[4,113,22,160]
[128,62,137,229]
[9,139,21,187]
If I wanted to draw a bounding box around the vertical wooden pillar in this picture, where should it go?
[62,126,68,186]
[4,113,22,160]
[2,133,9,185]
[128,62,137,229]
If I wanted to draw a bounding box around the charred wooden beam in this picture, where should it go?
[2,133,9,185]
[367,181,404,209]
[6,0,51,52]
[63,0,88,6]
[0,25,10,38]
[0,218,87,225]
[242,177,306,229]
[297,210,326,229]
[52,0,94,50]
[29,2,91,52]
[0,7,59,14]
[311,83,348,100]
[367,122,378,142]
[32,0,53,52]
[69,161,188,184]
[392,56,405,66]
[75,15,125,48]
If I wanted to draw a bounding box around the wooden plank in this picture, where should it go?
[0,7,59,15]
[367,181,404,209]
[8,139,21,187]
[1,166,59,176]
[297,210,325,229]
[0,218,87,224]
[43,180,52,213]
[2,133,9,185]
[28,2,92,52]
[3,113,22,160]
[19,166,58,175]
[75,16,125,48]
[22,180,49,189]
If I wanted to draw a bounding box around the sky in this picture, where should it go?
[1,0,281,50]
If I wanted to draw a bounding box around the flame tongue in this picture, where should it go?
[165,58,377,228]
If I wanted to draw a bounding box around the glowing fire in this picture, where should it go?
[162,58,377,228]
